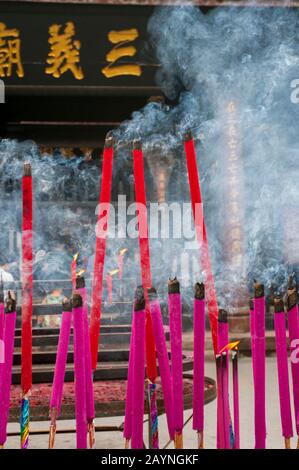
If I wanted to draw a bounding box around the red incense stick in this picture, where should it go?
[20,162,33,449]
[184,133,219,354]
[90,135,114,371]
[132,140,157,382]
[132,140,159,448]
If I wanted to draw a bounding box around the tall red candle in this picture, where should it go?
[21,162,33,396]
[132,140,157,384]
[184,133,219,354]
[90,135,114,370]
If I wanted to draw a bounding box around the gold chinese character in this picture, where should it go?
[0,23,24,78]
[45,22,84,80]
[102,28,141,78]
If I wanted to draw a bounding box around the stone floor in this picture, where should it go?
[5,356,296,449]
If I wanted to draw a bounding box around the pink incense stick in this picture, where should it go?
[274,296,293,448]
[221,351,230,449]
[50,299,72,414]
[76,276,95,448]
[286,280,299,441]
[49,298,72,449]
[217,309,230,449]
[0,293,17,447]
[253,282,266,449]
[123,306,135,447]
[232,347,240,449]
[131,287,146,449]
[215,354,224,448]
[72,293,87,449]
[168,278,184,449]
[0,280,4,341]
[148,287,174,442]
[249,298,255,387]
[192,283,205,449]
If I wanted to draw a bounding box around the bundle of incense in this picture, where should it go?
[90,134,114,371]
[217,309,230,449]
[286,276,299,446]
[168,278,184,449]
[249,298,255,386]
[0,278,4,341]
[231,344,240,449]
[49,298,72,449]
[131,287,146,449]
[72,293,87,449]
[183,132,219,354]
[192,283,205,449]
[148,287,174,442]
[0,292,17,448]
[253,282,266,449]
[123,305,135,449]
[76,275,95,448]
[21,162,33,449]
[274,296,293,449]
[132,139,158,448]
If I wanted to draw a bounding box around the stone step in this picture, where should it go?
[11,353,193,384]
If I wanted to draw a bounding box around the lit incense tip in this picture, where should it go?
[184,130,193,142]
[133,139,142,150]
[23,162,32,177]
[105,132,114,148]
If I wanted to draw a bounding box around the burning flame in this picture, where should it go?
[109,269,119,277]
[73,253,79,262]
[119,248,128,257]
[219,340,240,354]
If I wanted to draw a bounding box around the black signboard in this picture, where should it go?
[0,1,159,95]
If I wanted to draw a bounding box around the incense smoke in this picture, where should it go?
[1,4,299,312]
[114,3,299,306]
